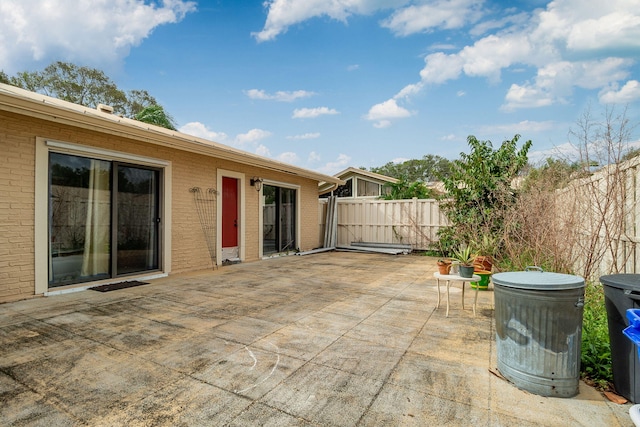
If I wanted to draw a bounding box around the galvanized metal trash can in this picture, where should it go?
[493,268,585,397]
[600,274,640,403]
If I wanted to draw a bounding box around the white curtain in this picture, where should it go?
[81,160,110,277]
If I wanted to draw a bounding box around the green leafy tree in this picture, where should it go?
[10,61,128,112]
[439,134,532,256]
[124,89,160,118]
[380,179,435,200]
[0,70,10,84]
[3,61,175,130]
[522,157,579,191]
[370,155,451,182]
[135,105,177,131]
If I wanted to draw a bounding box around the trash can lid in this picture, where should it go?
[492,270,585,290]
[600,274,640,291]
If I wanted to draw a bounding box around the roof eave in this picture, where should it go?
[0,84,343,185]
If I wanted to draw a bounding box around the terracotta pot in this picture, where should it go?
[437,260,451,275]
[474,255,493,272]
[437,264,450,275]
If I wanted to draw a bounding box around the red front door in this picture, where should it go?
[222,177,238,248]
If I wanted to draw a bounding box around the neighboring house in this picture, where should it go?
[0,83,342,303]
[319,167,398,199]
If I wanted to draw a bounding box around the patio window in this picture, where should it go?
[48,152,161,287]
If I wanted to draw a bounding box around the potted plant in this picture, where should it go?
[437,259,451,275]
[471,235,497,272]
[452,244,475,278]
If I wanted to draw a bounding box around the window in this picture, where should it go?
[49,152,161,287]
[357,178,381,197]
[333,178,353,197]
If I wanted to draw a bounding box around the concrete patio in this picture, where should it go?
[0,252,633,426]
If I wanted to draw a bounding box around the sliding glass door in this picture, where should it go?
[49,152,160,287]
[263,184,296,255]
[116,165,160,275]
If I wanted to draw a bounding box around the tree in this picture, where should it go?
[0,70,10,85]
[124,89,160,118]
[439,134,532,256]
[3,61,175,129]
[379,179,435,200]
[135,105,177,131]
[370,155,451,182]
[10,61,129,112]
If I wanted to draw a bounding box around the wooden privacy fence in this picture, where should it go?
[551,156,640,280]
[318,198,448,250]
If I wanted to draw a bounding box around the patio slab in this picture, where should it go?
[0,252,633,426]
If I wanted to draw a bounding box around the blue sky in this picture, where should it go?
[2,0,640,175]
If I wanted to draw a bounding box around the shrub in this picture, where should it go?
[581,282,613,389]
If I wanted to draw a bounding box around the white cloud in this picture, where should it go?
[255,144,271,157]
[316,153,352,175]
[599,80,640,104]
[390,0,640,112]
[381,0,483,36]
[179,122,276,155]
[234,128,272,147]
[0,0,196,73]
[308,151,321,163]
[252,0,410,42]
[179,122,228,143]
[459,33,532,82]
[391,157,409,163]
[364,98,412,128]
[287,133,321,140]
[470,12,529,37]
[347,64,360,71]
[502,83,555,111]
[419,52,464,84]
[277,152,299,164]
[394,82,424,99]
[292,107,339,119]
[245,89,316,102]
[501,58,634,111]
[557,2,640,53]
[478,120,557,135]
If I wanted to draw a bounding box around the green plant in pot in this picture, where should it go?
[470,234,497,272]
[452,244,475,278]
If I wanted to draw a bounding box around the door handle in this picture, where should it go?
[234,219,237,227]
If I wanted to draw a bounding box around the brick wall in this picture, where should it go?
[0,110,322,302]
[0,113,36,302]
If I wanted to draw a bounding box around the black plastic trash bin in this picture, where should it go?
[600,274,640,403]
[493,268,585,397]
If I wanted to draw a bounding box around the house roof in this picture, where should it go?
[318,166,398,194]
[333,167,399,183]
[0,83,343,186]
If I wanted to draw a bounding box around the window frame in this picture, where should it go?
[35,138,172,294]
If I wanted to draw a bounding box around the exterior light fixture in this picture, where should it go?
[250,177,263,191]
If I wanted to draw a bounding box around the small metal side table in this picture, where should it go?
[434,272,481,317]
